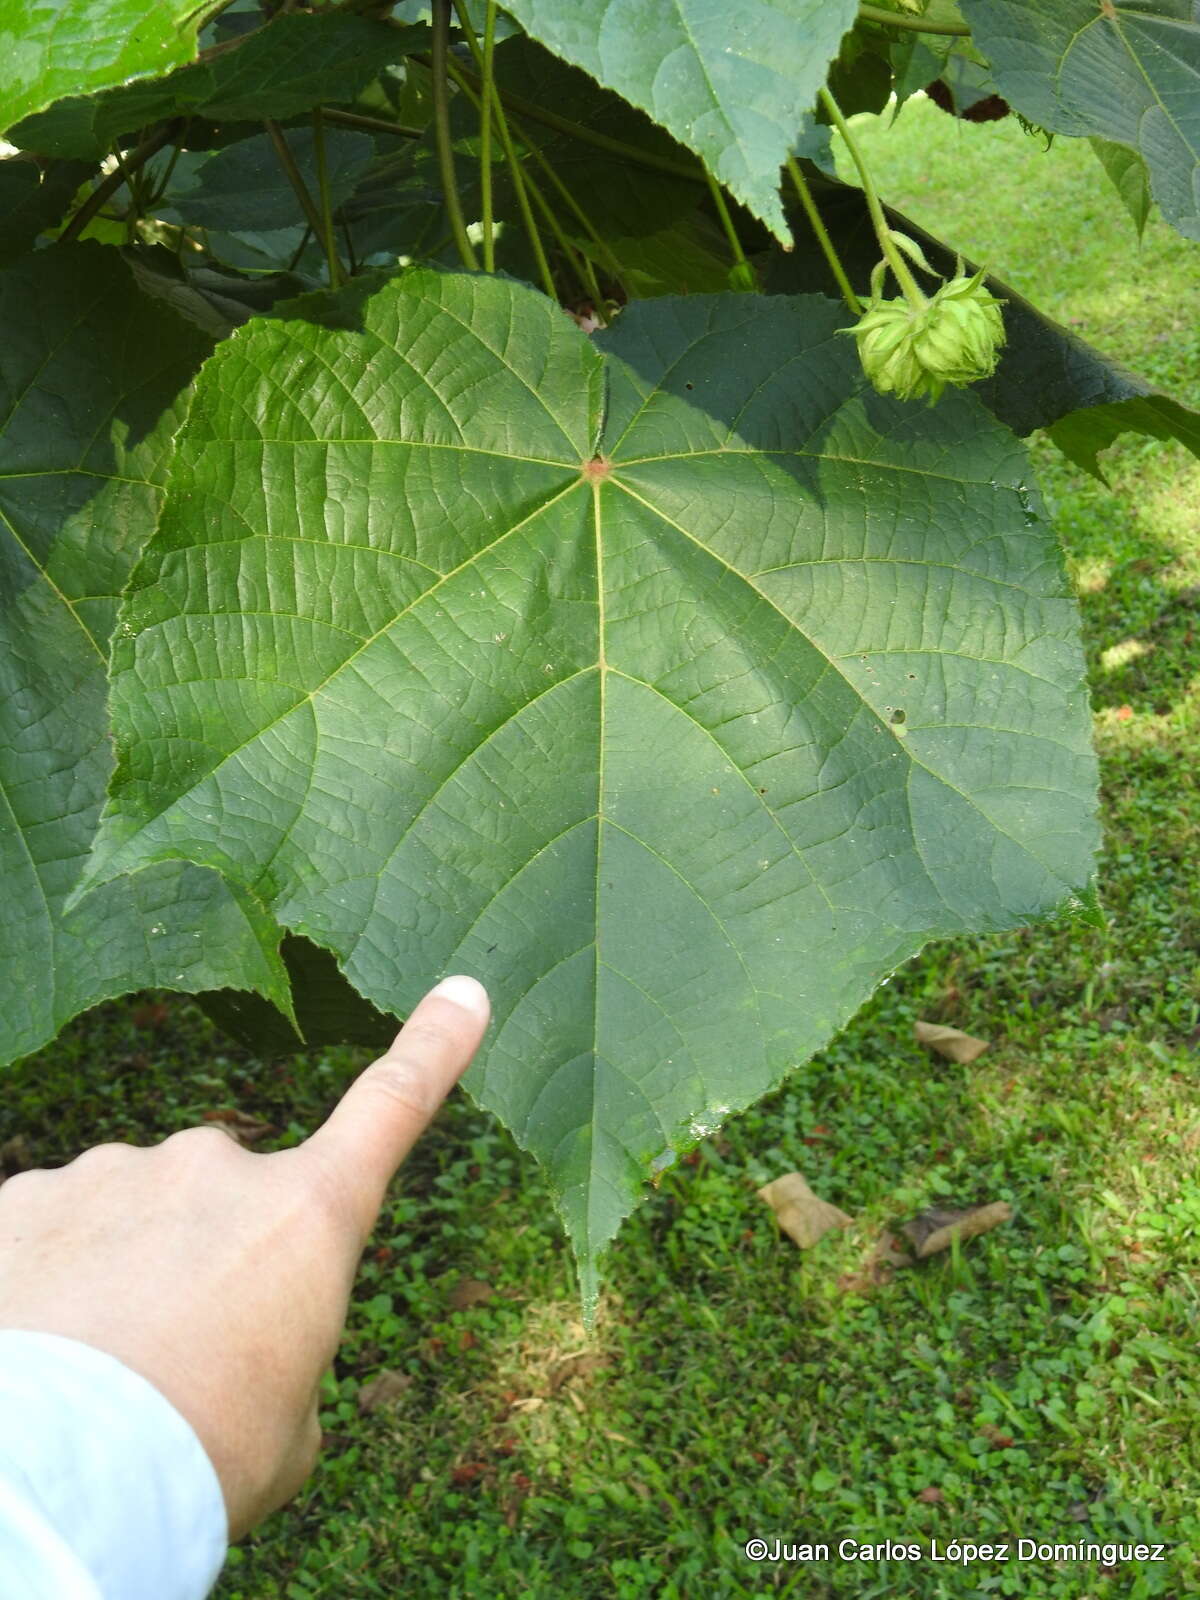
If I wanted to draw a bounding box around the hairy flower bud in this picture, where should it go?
[847,267,1006,403]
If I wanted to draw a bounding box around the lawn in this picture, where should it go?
[5,96,1199,1599]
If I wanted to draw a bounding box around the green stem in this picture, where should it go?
[311,108,343,289]
[59,122,180,244]
[322,108,422,139]
[449,1,625,296]
[286,223,313,272]
[785,157,861,313]
[185,0,244,35]
[431,0,480,271]
[819,85,925,308]
[858,2,970,35]
[264,119,329,241]
[109,143,142,242]
[342,217,359,277]
[146,124,188,207]
[515,129,627,298]
[703,167,751,282]
[526,160,605,312]
[488,121,555,301]
[443,52,555,300]
[478,0,497,272]
[424,55,704,183]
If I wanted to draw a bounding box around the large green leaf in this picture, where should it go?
[70,270,1099,1304]
[770,178,1200,475]
[0,242,293,1067]
[9,12,423,161]
[0,0,206,136]
[961,0,1200,241]
[496,0,860,239]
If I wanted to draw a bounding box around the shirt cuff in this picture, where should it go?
[0,1329,228,1600]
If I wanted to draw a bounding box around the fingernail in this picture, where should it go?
[428,973,490,1016]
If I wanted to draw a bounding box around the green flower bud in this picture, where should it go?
[846,266,1006,403]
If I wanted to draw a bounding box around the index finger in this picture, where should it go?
[298,974,490,1239]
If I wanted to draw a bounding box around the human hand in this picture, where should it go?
[0,973,490,1541]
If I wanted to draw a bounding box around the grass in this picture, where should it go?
[5,96,1200,1600]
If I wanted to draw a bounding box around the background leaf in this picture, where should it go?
[124,245,310,339]
[1089,137,1154,240]
[496,0,860,239]
[0,243,294,1068]
[161,126,376,233]
[0,155,95,264]
[71,270,1098,1304]
[315,41,720,290]
[961,0,1200,240]
[8,12,424,161]
[195,933,399,1053]
[488,37,706,239]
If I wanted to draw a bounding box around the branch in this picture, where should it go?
[858,3,971,35]
[422,55,705,184]
[431,0,480,270]
[322,108,422,139]
[59,122,180,244]
[264,118,346,284]
[311,108,343,290]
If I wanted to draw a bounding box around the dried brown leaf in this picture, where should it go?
[914,1020,990,1063]
[758,1172,853,1249]
[902,1201,1013,1258]
[547,1352,609,1393]
[357,1370,414,1414]
[837,1230,910,1292]
[200,1107,275,1146]
[979,1423,1014,1448]
[131,1001,170,1030]
[448,1277,494,1310]
[0,1135,33,1185]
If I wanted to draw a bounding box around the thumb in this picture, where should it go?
[299,974,490,1240]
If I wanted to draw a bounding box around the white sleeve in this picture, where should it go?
[0,1330,228,1599]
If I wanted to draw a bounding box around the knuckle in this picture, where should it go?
[160,1124,244,1161]
[363,1057,440,1118]
[0,1166,51,1204]
[301,1148,357,1233]
[393,1018,456,1056]
[68,1141,139,1172]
